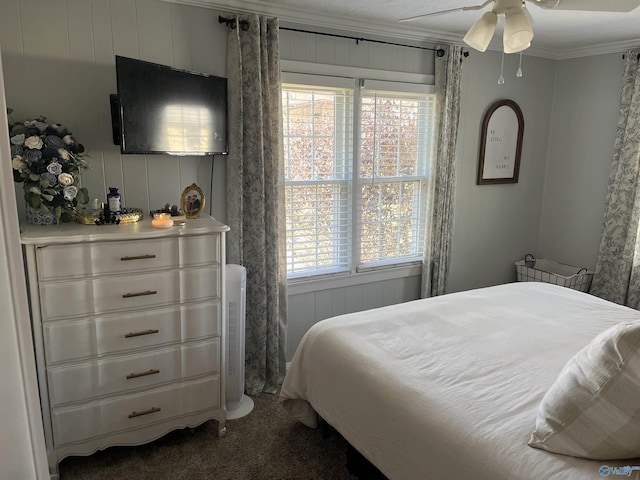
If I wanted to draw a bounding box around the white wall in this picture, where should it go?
[438,51,558,292]
[0,0,229,224]
[280,24,433,75]
[537,53,623,271]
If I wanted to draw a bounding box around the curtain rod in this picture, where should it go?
[218,16,455,58]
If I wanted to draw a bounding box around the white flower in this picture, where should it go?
[63,185,78,200]
[47,162,63,175]
[12,155,25,171]
[24,135,43,149]
[57,148,70,161]
[58,172,74,186]
[8,114,88,223]
[10,134,25,145]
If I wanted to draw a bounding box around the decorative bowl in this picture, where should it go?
[74,207,144,225]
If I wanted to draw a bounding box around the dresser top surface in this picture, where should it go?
[20,216,229,245]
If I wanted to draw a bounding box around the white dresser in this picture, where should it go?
[20,216,229,479]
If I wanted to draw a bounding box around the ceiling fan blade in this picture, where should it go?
[398,7,466,22]
[530,0,640,11]
[399,0,493,22]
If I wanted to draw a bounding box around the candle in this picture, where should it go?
[151,213,174,229]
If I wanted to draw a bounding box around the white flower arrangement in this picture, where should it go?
[8,109,89,223]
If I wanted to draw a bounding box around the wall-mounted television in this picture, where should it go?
[111,56,228,156]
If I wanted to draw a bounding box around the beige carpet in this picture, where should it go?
[58,393,358,480]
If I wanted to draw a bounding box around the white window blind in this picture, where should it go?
[282,75,436,279]
[282,84,354,277]
[357,88,436,269]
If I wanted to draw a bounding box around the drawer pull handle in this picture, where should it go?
[128,407,161,419]
[124,329,159,338]
[122,290,157,298]
[120,254,156,261]
[126,369,160,380]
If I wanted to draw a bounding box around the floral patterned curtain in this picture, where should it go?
[590,49,640,308]
[421,45,464,298]
[226,14,287,395]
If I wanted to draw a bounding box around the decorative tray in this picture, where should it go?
[74,208,144,225]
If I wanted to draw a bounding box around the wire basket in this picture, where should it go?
[515,258,594,292]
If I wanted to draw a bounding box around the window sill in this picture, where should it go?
[287,262,422,296]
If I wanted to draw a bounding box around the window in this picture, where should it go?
[282,74,436,279]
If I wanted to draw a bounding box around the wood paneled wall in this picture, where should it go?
[0,0,228,221]
[280,26,434,75]
[286,274,421,361]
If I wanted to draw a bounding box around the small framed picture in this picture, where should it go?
[181,183,206,219]
[477,99,524,185]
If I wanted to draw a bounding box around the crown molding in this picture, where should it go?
[552,38,640,60]
[163,0,467,47]
[163,0,637,60]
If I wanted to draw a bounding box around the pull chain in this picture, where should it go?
[517,51,524,78]
[498,52,505,85]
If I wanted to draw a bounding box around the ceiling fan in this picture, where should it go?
[400,0,640,53]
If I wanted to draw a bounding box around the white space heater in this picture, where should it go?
[225,264,254,419]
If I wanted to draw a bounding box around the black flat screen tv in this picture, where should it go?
[111,56,228,155]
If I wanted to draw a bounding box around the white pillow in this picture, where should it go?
[529,321,640,460]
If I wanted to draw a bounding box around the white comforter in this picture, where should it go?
[280,282,640,480]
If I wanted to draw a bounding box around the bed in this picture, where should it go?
[280,282,640,480]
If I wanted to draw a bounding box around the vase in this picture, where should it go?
[25,205,56,225]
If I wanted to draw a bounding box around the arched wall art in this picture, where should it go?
[476,99,524,185]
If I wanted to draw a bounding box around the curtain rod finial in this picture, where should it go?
[218,15,237,30]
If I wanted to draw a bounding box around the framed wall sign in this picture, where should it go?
[476,99,524,185]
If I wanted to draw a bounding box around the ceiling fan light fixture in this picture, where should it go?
[463,11,498,52]
[504,41,531,54]
[503,9,534,52]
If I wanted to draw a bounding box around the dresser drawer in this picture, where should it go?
[51,375,220,446]
[40,266,220,319]
[48,340,220,406]
[179,234,220,267]
[37,235,221,281]
[44,302,221,364]
[37,238,179,280]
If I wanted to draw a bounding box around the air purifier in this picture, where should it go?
[225,264,254,419]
